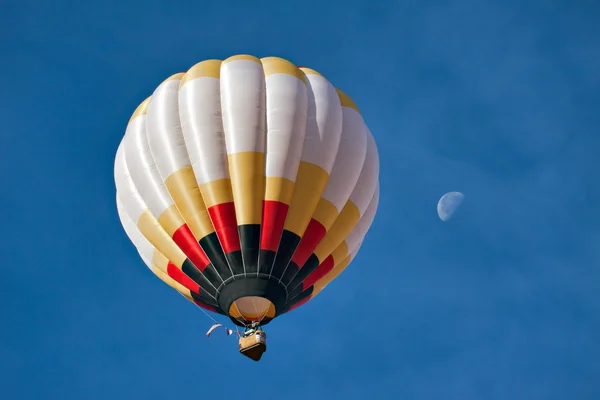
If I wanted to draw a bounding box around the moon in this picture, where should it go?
[437,191,464,221]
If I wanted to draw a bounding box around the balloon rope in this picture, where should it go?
[250,297,271,326]
[197,305,220,325]
[195,304,239,336]
[230,302,250,327]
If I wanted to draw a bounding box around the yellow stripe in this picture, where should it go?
[283,161,329,236]
[336,89,361,115]
[162,72,185,84]
[312,254,352,296]
[151,250,196,303]
[222,54,261,65]
[152,265,195,303]
[199,178,235,208]
[299,67,323,77]
[128,97,151,124]
[151,249,170,272]
[330,241,349,264]
[313,201,360,261]
[165,166,215,238]
[180,59,222,87]
[265,177,295,204]
[137,209,186,267]
[261,56,306,83]
[228,152,265,225]
[311,198,339,230]
[157,204,186,237]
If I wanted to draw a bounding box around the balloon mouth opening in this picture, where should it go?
[217,277,286,327]
[229,296,276,323]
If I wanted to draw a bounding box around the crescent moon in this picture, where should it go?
[437,191,464,221]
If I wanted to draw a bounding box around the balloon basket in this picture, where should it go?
[239,330,267,361]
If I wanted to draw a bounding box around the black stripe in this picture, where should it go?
[199,264,222,290]
[190,291,220,310]
[258,249,276,275]
[182,259,217,297]
[270,230,301,280]
[199,233,233,281]
[283,286,314,313]
[287,284,304,302]
[280,261,300,287]
[286,253,320,290]
[238,224,261,275]
[225,251,244,275]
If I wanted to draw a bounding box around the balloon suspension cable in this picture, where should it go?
[230,302,251,329]
[196,304,239,336]
[250,296,271,326]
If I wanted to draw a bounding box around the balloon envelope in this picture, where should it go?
[114,55,380,327]
[437,191,464,221]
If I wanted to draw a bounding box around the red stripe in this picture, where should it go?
[172,224,210,271]
[208,202,240,253]
[291,218,327,267]
[260,201,289,251]
[167,262,200,294]
[289,296,310,311]
[193,300,216,312]
[303,255,334,290]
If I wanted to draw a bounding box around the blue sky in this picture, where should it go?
[2,0,599,399]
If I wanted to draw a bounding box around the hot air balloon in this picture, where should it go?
[114,55,379,361]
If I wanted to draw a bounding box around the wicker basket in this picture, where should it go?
[239,330,267,361]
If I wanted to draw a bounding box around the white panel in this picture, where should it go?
[348,128,380,215]
[220,59,266,154]
[146,79,191,179]
[123,114,174,218]
[299,73,343,170]
[114,141,147,222]
[179,77,229,185]
[264,73,308,180]
[320,107,368,210]
[345,183,379,253]
[116,195,154,266]
[349,242,362,259]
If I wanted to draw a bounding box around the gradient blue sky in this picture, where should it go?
[2,1,599,399]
